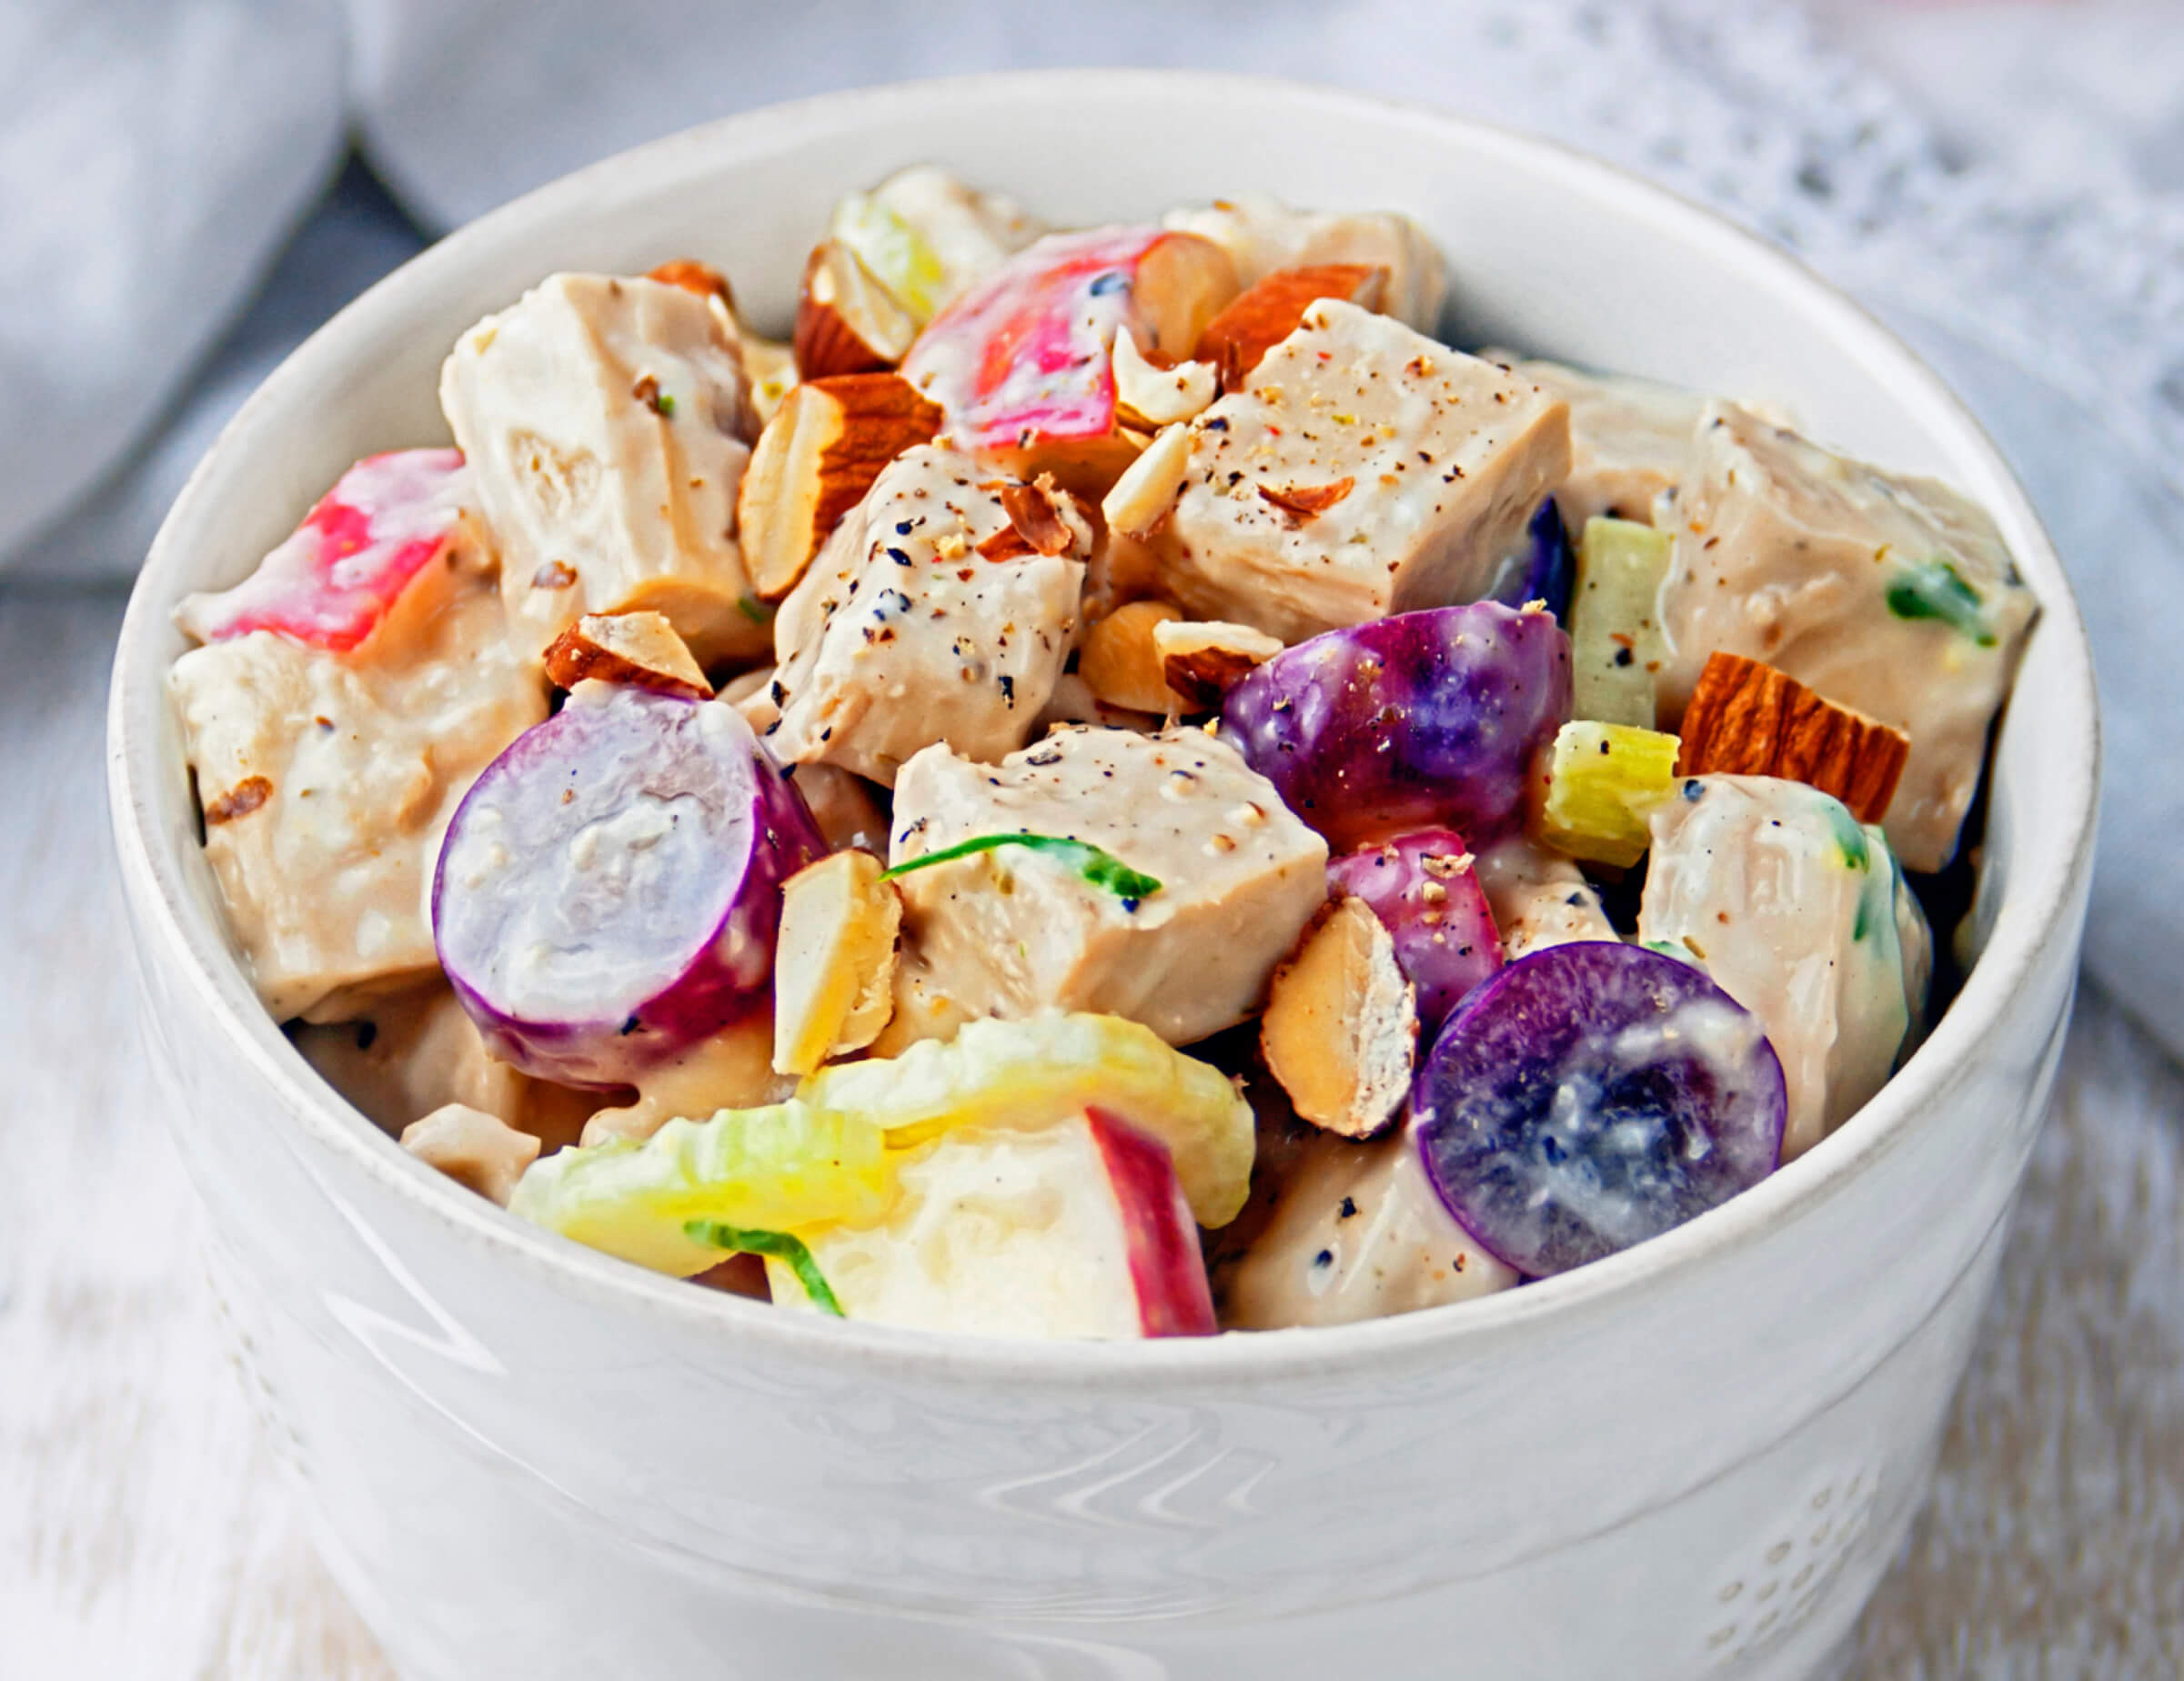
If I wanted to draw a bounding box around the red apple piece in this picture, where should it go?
[901,226,1237,491]
[775,1108,1218,1338]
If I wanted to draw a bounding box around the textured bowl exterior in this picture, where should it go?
[109,73,2098,1681]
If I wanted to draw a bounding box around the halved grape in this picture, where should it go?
[1327,829,1501,1039]
[434,685,822,1085]
[1221,600,1571,851]
[1413,941,1785,1277]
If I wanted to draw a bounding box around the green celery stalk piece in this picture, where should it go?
[683,1222,846,1316]
[880,832,1162,907]
[1570,517,1673,726]
[1533,720,1683,868]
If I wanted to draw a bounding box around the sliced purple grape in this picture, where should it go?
[1328,829,1502,1039]
[1413,941,1785,1278]
[1221,601,1571,851]
[1481,498,1575,621]
[433,684,822,1087]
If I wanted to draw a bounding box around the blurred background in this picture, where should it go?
[3,1,2179,1675]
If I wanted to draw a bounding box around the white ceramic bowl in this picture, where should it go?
[108,71,2098,1681]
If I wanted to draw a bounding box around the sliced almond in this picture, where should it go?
[1260,898,1416,1140]
[1153,618,1283,710]
[1079,600,1185,714]
[974,474,1092,561]
[544,610,712,698]
[646,258,735,310]
[1195,263,1389,391]
[738,374,944,599]
[1677,650,1910,822]
[1132,233,1244,359]
[1099,421,1193,539]
[1258,477,1355,522]
[793,240,920,378]
[772,851,903,1076]
[402,1102,541,1207]
[1112,326,1218,428]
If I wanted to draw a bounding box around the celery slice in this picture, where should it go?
[509,1101,892,1277]
[1533,720,1683,868]
[1569,518,1673,726]
[830,193,950,323]
[801,1012,1253,1227]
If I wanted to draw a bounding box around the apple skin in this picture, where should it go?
[773,1111,1221,1339]
[176,448,472,652]
[1086,1107,1220,1337]
[901,226,1237,492]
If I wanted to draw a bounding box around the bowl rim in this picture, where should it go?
[106,66,2100,1391]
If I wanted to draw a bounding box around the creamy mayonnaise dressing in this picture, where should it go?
[1638,774,1928,1160]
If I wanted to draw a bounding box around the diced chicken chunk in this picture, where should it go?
[292,985,592,1150]
[1163,196,1447,332]
[768,443,1090,785]
[441,273,765,665]
[1472,834,1615,959]
[1488,354,1706,529]
[401,1102,541,1207]
[1152,302,1571,643]
[888,725,1327,1044]
[1637,774,1929,1161]
[1223,1125,1518,1328]
[1656,403,2037,871]
[169,546,546,1022]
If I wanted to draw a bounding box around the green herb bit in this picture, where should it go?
[683,1221,844,1316]
[1885,558,1996,646]
[657,392,678,418]
[735,592,774,624]
[879,833,1163,907]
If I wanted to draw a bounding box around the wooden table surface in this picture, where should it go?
[5,587,2179,1677]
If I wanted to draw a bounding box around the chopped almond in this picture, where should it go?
[1153,618,1283,710]
[1260,898,1416,1139]
[793,240,920,378]
[1112,326,1218,428]
[772,851,903,1076]
[1258,477,1355,522]
[1677,650,1910,822]
[646,258,735,310]
[543,610,712,699]
[1100,422,1193,539]
[1194,263,1388,391]
[402,1102,541,1207]
[203,775,273,825]
[1079,600,1185,714]
[976,476,1090,560]
[738,374,944,599]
